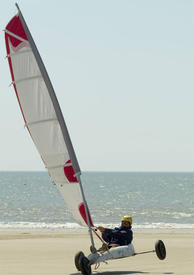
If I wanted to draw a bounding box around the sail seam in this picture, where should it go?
[6,49,32,58]
[4,29,29,44]
[14,75,42,84]
[25,118,58,127]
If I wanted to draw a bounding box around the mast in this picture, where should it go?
[14,3,95,249]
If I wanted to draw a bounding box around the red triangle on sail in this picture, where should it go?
[5,15,28,48]
[79,202,94,227]
[64,160,78,183]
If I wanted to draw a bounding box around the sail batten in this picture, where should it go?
[25,118,58,127]
[14,75,42,84]
[5,29,28,44]
[5,4,94,238]
[6,48,31,58]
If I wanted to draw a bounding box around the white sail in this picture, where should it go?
[5,6,94,229]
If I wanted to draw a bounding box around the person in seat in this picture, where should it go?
[87,216,134,266]
[97,216,133,248]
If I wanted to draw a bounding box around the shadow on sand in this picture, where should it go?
[71,271,149,275]
[70,270,174,275]
[70,271,175,275]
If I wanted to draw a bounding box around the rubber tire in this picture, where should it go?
[74,251,84,271]
[79,256,92,275]
[155,240,166,260]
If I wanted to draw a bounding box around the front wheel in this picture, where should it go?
[74,251,84,271]
[155,240,166,260]
[79,255,92,275]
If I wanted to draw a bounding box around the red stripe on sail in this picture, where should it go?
[5,15,28,48]
[64,160,78,183]
[5,16,31,137]
[79,202,94,227]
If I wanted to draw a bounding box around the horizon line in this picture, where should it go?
[0,170,194,173]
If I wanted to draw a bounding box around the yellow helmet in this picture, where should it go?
[122,216,132,225]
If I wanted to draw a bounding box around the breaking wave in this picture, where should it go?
[0,221,194,231]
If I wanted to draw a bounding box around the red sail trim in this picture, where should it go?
[5,15,28,47]
[5,16,31,136]
[79,202,94,227]
[5,37,27,127]
[64,160,78,183]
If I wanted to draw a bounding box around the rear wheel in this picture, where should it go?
[79,255,92,275]
[74,251,84,271]
[155,240,166,260]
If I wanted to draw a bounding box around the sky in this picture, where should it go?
[0,0,194,172]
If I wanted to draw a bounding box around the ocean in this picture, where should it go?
[0,171,194,231]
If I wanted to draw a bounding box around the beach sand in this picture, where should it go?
[0,231,193,275]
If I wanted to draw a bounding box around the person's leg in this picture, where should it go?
[102,232,111,243]
[94,244,135,264]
